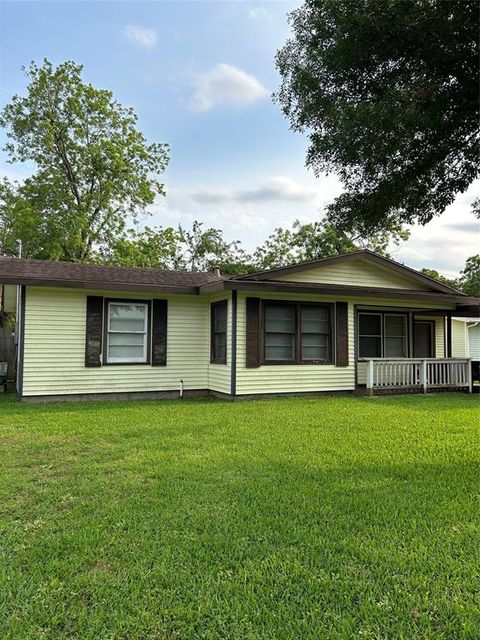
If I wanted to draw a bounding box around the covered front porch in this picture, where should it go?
[355,304,477,395]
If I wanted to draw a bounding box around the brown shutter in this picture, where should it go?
[335,301,349,366]
[246,297,261,368]
[152,299,168,366]
[85,296,103,367]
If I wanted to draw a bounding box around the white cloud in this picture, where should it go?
[183,177,320,205]
[123,25,157,49]
[248,6,270,20]
[189,63,268,112]
[395,180,480,277]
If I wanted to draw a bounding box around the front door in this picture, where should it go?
[413,321,434,358]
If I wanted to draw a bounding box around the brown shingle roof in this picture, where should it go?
[0,257,222,293]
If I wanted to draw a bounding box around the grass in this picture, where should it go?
[0,393,478,640]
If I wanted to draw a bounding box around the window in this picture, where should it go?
[384,314,407,357]
[301,305,331,362]
[358,312,408,359]
[211,300,227,364]
[106,302,149,364]
[264,304,296,362]
[264,302,332,364]
[359,313,382,357]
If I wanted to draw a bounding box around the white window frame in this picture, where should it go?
[106,301,149,364]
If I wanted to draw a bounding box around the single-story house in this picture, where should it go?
[1,249,478,402]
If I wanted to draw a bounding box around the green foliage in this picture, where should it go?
[420,257,480,295]
[420,268,459,291]
[0,393,477,639]
[275,0,479,232]
[458,255,480,297]
[0,59,169,261]
[253,218,409,269]
[97,221,253,275]
[177,220,250,273]
[95,226,182,270]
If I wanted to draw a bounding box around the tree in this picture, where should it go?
[420,268,459,291]
[96,221,253,275]
[0,60,169,261]
[177,221,250,274]
[458,255,480,297]
[420,256,480,295]
[275,0,479,232]
[95,226,182,270]
[253,218,409,270]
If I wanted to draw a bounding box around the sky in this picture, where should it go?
[0,0,478,277]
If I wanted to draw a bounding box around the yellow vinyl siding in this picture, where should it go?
[451,320,467,357]
[236,291,358,395]
[22,285,457,398]
[275,258,430,290]
[207,293,231,394]
[235,292,450,395]
[23,287,211,396]
[468,324,480,359]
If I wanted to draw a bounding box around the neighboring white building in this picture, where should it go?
[452,317,480,360]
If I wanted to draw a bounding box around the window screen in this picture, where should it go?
[107,302,148,363]
[264,304,296,361]
[211,301,227,363]
[358,313,382,358]
[301,305,330,361]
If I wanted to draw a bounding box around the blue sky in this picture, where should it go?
[1,1,478,275]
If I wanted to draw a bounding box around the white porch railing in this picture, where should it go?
[363,358,472,395]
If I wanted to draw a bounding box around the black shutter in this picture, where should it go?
[85,296,103,367]
[152,299,168,366]
[246,297,261,368]
[335,301,349,366]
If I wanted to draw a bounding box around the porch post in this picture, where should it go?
[467,359,473,394]
[420,360,427,394]
[446,313,452,358]
[408,312,414,357]
[366,359,374,397]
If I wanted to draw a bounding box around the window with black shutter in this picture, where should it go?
[263,301,333,365]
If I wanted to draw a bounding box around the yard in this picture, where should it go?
[0,394,478,640]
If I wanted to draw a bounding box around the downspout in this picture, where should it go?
[15,240,22,394]
[230,290,237,398]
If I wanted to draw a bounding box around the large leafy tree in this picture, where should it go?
[421,256,480,295]
[275,0,479,232]
[0,60,169,261]
[458,255,480,297]
[253,218,409,269]
[97,221,252,275]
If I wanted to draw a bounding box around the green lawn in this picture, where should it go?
[0,393,478,640]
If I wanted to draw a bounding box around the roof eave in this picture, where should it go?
[0,276,200,295]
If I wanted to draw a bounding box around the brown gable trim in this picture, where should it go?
[235,249,464,296]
